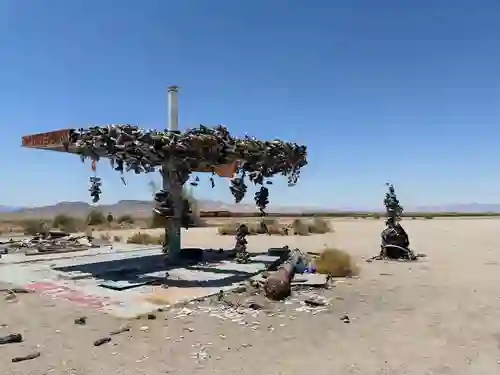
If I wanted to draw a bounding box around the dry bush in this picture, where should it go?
[113,235,122,242]
[100,233,111,241]
[21,219,49,236]
[87,210,106,226]
[314,248,360,277]
[292,219,310,236]
[52,214,83,233]
[217,219,289,236]
[216,218,333,236]
[252,218,282,234]
[264,219,288,235]
[307,218,332,234]
[117,214,134,224]
[127,232,164,245]
[217,222,240,235]
[424,215,434,220]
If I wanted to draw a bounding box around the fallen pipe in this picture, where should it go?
[264,249,301,301]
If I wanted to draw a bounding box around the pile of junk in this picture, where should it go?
[0,230,97,256]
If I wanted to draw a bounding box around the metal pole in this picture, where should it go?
[168,85,179,130]
[163,85,182,263]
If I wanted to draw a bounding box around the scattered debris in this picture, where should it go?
[304,298,326,307]
[191,348,209,361]
[94,337,112,346]
[109,326,131,336]
[0,333,23,345]
[74,317,87,325]
[4,291,18,302]
[247,301,264,310]
[11,230,96,255]
[340,314,350,323]
[0,287,31,294]
[12,352,41,363]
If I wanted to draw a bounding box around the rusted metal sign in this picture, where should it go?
[21,129,72,149]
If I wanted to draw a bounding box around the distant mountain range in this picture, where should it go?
[0,201,500,220]
[0,206,22,213]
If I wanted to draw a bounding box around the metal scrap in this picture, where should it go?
[0,333,23,345]
[12,231,95,255]
[11,352,41,363]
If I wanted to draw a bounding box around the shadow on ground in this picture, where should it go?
[52,248,284,290]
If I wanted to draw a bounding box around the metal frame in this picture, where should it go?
[21,86,237,262]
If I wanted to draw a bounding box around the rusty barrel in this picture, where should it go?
[264,250,301,301]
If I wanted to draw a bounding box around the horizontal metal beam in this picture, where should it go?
[21,129,237,177]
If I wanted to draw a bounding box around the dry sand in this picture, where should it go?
[2,218,500,375]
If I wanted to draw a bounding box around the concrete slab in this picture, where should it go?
[292,273,327,286]
[0,248,279,319]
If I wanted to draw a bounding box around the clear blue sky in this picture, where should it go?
[1,0,500,209]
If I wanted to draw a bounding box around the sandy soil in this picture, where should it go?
[2,218,500,375]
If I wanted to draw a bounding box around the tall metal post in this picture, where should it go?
[163,85,182,262]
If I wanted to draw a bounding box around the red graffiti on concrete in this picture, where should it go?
[26,281,121,309]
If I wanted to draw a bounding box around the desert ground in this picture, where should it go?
[2,218,500,375]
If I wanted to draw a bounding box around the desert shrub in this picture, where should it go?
[372,214,381,220]
[253,218,278,234]
[217,222,240,235]
[127,232,164,245]
[308,218,332,234]
[100,232,111,241]
[292,219,310,236]
[52,214,81,233]
[314,248,360,277]
[53,214,73,228]
[217,219,289,236]
[60,221,80,233]
[21,219,49,236]
[411,217,417,220]
[424,215,434,220]
[117,214,134,224]
[87,210,106,226]
[113,235,122,242]
[106,213,114,224]
[265,219,288,235]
